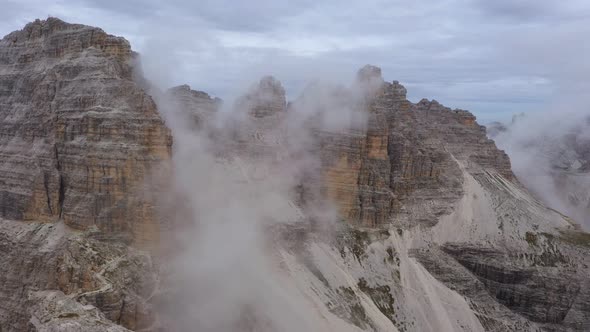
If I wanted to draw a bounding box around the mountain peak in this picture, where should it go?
[1,17,131,60]
[357,64,383,82]
[239,75,287,117]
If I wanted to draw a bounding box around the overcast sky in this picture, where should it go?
[2,0,589,123]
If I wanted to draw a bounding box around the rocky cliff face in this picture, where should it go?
[0,18,171,331]
[0,219,159,331]
[0,18,172,245]
[312,66,512,227]
[1,17,590,332]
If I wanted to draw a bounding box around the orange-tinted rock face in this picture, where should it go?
[366,135,389,160]
[0,18,172,246]
[312,74,513,227]
[317,132,365,221]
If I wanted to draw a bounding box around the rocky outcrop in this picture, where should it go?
[229,76,288,160]
[441,243,586,325]
[311,66,512,227]
[486,121,508,137]
[0,219,159,331]
[239,76,287,118]
[28,290,131,332]
[168,84,221,129]
[413,233,590,331]
[0,18,172,245]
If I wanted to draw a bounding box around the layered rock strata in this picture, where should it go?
[0,219,158,331]
[311,65,512,227]
[0,18,172,245]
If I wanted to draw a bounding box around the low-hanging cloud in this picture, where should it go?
[145,56,375,330]
[491,105,590,229]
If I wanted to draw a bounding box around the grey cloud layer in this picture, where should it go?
[1,0,589,122]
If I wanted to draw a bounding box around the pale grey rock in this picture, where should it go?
[168,84,221,129]
[28,290,131,332]
[0,219,160,331]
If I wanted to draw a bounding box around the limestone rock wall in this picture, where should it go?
[0,18,172,245]
[315,67,512,227]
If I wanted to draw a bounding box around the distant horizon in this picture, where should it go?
[2,1,589,124]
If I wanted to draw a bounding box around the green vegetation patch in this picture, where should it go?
[557,230,590,248]
[525,232,538,246]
